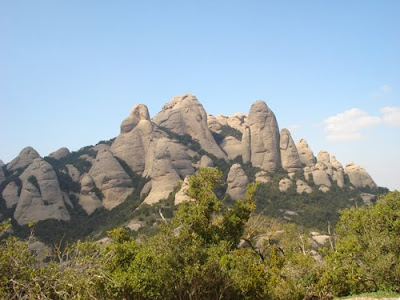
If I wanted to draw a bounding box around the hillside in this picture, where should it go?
[0,94,387,243]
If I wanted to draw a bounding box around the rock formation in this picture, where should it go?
[296,180,312,194]
[220,136,242,160]
[280,128,302,173]
[345,163,377,189]
[296,139,316,167]
[2,181,19,208]
[226,164,249,200]
[49,147,70,160]
[247,101,280,172]
[153,94,227,159]
[199,155,214,168]
[279,178,292,192]
[88,147,134,210]
[14,158,70,225]
[78,174,103,214]
[7,147,40,172]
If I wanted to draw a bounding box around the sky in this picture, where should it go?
[0,1,399,190]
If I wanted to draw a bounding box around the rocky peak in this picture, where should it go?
[296,139,316,167]
[49,147,70,160]
[317,151,330,165]
[120,104,150,133]
[7,147,40,172]
[14,157,70,225]
[247,100,280,172]
[153,94,227,159]
[280,128,302,173]
[345,163,377,189]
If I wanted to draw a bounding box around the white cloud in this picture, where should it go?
[381,106,400,127]
[323,108,381,141]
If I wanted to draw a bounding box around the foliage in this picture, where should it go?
[314,191,400,297]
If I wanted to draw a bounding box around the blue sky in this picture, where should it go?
[1,1,399,190]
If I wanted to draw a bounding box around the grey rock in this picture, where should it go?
[207,114,222,133]
[2,181,19,208]
[279,178,292,192]
[175,177,195,205]
[247,101,280,172]
[296,179,312,194]
[14,158,70,225]
[226,164,248,200]
[153,94,227,159]
[65,164,80,182]
[241,126,251,163]
[360,193,376,205]
[89,148,134,209]
[296,139,316,167]
[255,171,271,184]
[120,104,150,133]
[280,128,302,172]
[79,173,103,214]
[48,147,70,160]
[221,136,242,160]
[7,147,40,172]
[200,155,214,168]
[345,163,377,189]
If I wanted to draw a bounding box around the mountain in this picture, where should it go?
[0,94,384,241]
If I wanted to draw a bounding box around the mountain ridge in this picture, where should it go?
[0,94,382,231]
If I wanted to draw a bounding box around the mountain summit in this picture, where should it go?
[0,94,378,226]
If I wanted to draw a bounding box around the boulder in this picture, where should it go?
[296,139,316,167]
[153,94,227,159]
[345,163,377,189]
[226,164,248,200]
[7,147,40,172]
[48,147,70,160]
[14,158,70,225]
[319,185,330,193]
[89,148,134,209]
[247,101,280,172]
[280,128,302,172]
[200,155,214,168]
[332,169,345,188]
[296,179,312,194]
[220,136,242,160]
[331,156,343,170]
[2,181,19,208]
[312,164,332,188]
[279,178,293,192]
[78,173,103,214]
[360,193,376,205]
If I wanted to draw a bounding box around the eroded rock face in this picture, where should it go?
[7,147,40,172]
[111,105,159,174]
[241,126,251,163]
[296,179,312,194]
[207,114,222,133]
[312,163,332,188]
[226,113,247,133]
[121,104,150,133]
[345,163,377,189]
[2,181,19,208]
[296,139,316,167]
[143,138,182,204]
[153,94,227,159]
[78,173,103,214]
[49,147,70,160]
[89,148,134,210]
[247,101,280,172]
[221,136,242,160]
[280,129,302,173]
[200,155,214,168]
[226,164,248,200]
[255,171,271,184]
[279,178,292,192]
[317,151,330,165]
[14,158,70,225]
[65,164,80,182]
[0,165,4,185]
